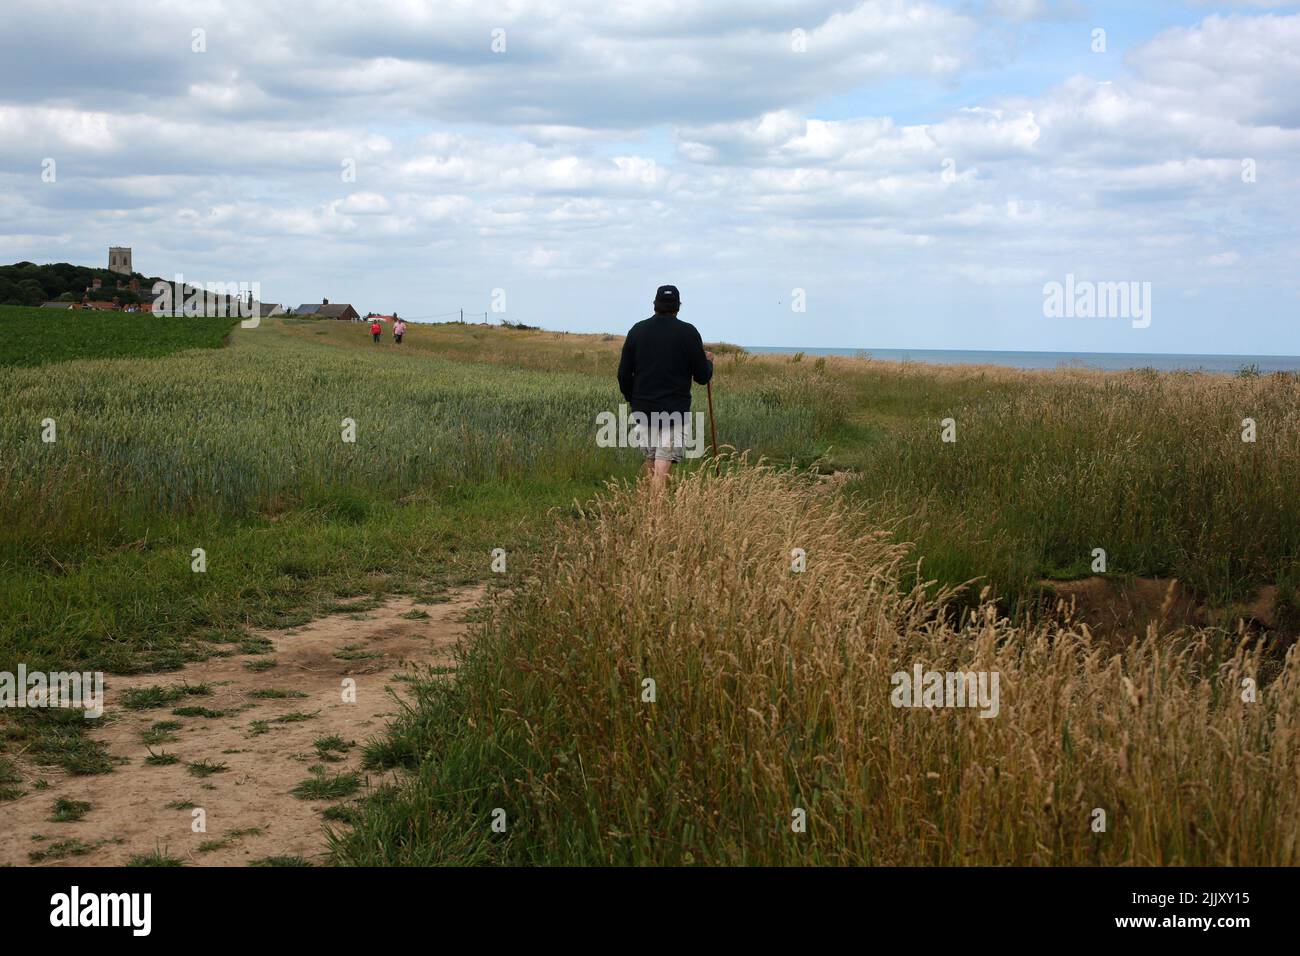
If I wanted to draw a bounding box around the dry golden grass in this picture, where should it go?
[339,460,1299,865]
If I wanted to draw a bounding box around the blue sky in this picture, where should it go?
[1,0,1298,354]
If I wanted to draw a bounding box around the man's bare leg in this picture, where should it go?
[650,458,671,496]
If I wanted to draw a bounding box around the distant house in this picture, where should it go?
[256,303,284,318]
[41,301,75,310]
[317,303,360,321]
[294,298,360,321]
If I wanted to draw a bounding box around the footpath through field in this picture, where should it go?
[2,588,484,867]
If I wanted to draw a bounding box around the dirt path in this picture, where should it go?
[1,587,484,867]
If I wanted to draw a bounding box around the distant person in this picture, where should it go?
[617,284,713,493]
[370,318,382,343]
[392,317,406,344]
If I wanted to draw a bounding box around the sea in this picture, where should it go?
[744,347,1300,374]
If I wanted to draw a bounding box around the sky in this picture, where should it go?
[1,0,1298,354]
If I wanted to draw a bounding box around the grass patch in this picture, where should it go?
[332,644,380,661]
[29,838,94,863]
[321,802,361,824]
[0,709,116,775]
[171,706,227,718]
[249,855,312,867]
[127,848,184,867]
[292,768,362,801]
[328,598,382,614]
[121,683,211,710]
[0,756,22,800]
[197,826,262,853]
[49,797,92,822]
[140,720,184,745]
[313,735,354,762]
[186,759,228,778]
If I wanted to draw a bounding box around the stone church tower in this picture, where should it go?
[108,246,132,275]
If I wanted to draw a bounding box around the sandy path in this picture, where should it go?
[1,587,484,867]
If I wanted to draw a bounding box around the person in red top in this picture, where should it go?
[370,319,382,343]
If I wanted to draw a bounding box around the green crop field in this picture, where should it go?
[1,311,1297,865]
[0,304,239,368]
[0,315,844,675]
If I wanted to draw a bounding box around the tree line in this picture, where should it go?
[0,261,161,307]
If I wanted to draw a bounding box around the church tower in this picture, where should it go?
[108,246,133,275]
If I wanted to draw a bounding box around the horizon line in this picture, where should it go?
[742,345,1300,360]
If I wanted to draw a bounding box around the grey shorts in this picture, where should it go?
[633,414,686,463]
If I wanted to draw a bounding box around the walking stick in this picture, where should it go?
[706,378,719,475]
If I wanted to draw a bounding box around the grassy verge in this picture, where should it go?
[837,364,1300,606]
[1,478,586,675]
[333,463,1299,866]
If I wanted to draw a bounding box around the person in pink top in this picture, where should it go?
[392,317,407,344]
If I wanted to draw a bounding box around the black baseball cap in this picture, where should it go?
[654,284,681,310]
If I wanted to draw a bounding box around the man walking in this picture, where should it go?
[617,284,714,493]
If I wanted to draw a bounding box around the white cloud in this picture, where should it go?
[338,192,392,215]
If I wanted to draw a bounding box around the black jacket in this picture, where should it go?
[617,312,713,413]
